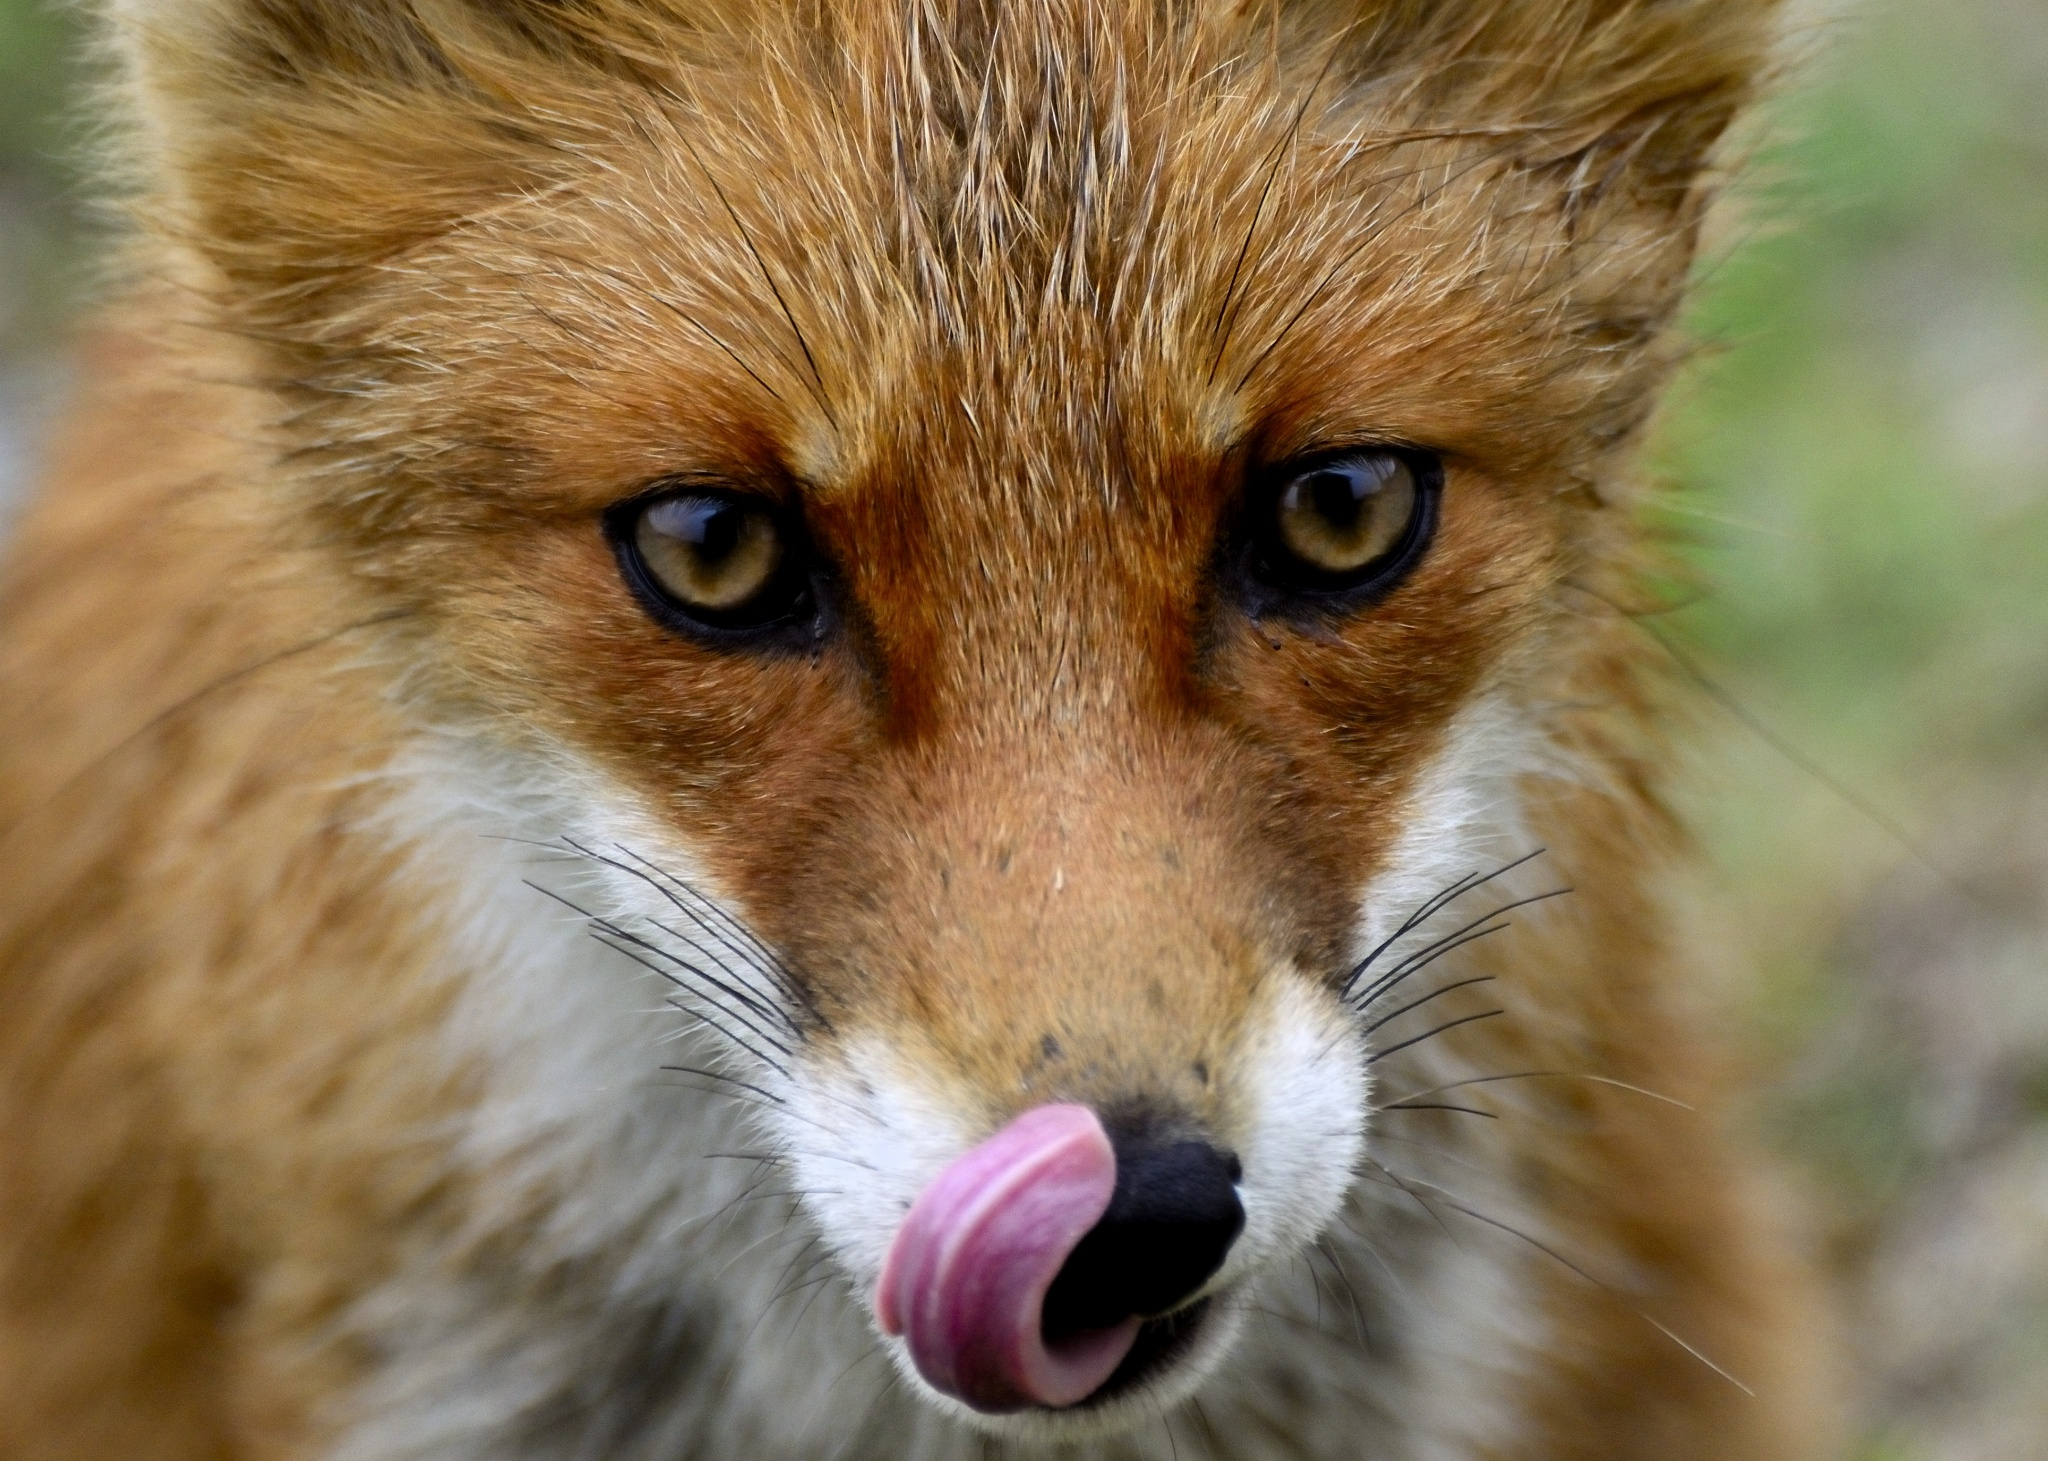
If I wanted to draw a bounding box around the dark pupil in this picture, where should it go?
[674,499,742,561]
[1308,466,1372,528]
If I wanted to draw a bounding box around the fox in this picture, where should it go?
[0,0,1840,1456]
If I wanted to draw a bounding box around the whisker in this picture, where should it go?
[522,877,798,1057]
[1351,885,1571,1011]
[1331,1205,1413,1299]
[1348,920,1511,1011]
[565,838,821,1028]
[671,128,839,427]
[1363,1008,1503,1066]
[1357,1158,1458,1241]
[709,1148,882,1174]
[587,927,795,1061]
[645,921,802,1033]
[1356,974,1496,1038]
[1313,1236,1375,1350]
[1205,38,1346,380]
[1379,1069,1693,1111]
[1338,847,1548,1000]
[1369,1161,1754,1396]
[587,934,793,1075]
[600,841,828,1030]
[1235,148,1511,393]
[656,1064,786,1108]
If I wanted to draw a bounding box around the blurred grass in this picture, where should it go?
[0,0,85,359]
[1661,0,2048,1234]
[1662,0,2048,863]
[1657,3,2048,1455]
[0,0,2043,1456]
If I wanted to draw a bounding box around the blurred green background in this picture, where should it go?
[0,0,2042,1456]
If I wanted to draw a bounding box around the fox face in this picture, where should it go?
[12,0,1822,1453]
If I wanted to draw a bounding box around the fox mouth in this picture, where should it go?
[1063,1298,1218,1409]
[875,1103,1244,1415]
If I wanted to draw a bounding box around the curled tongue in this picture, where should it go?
[876,1103,1139,1412]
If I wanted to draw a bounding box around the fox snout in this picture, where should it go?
[795,994,1362,1427]
[752,745,1370,1424]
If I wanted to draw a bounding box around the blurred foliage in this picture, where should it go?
[1655,3,2048,1455]
[0,0,79,170]
[0,0,86,356]
[1657,0,2048,1191]
[1662,0,2048,807]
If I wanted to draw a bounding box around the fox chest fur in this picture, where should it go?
[0,0,1834,1457]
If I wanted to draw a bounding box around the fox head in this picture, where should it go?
[113,0,1778,1436]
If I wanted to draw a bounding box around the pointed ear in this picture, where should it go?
[107,0,708,317]
[1321,0,1785,214]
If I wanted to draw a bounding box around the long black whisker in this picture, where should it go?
[658,1064,787,1107]
[1338,847,1548,1000]
[765,1233,827,1314]
[1364,1008,1504,1066]
[590,927,785,1052]
[1350,923,1512,1013]
[672,131,838,427]
[575,924,793,1074]
[565,839,820,1028]
[600,841,788,978]
[1356,1157,1458,1241]
[585,923,796,1058]
[1313,1236,1375,1350]
[645,920,802,1033]
[1359,1128,1496,1182]
[504,243,786,405]
[602,842,828,1030]
[1235,149,1509,393]
[1337,869,1489,1000]
[523,877,797,1054]
[1205,39,1345,379]
[1331,1207,1410,1308]
[1351,886,1571,1011]
[708,1148,881,1174]
[1356,974,1496,1038]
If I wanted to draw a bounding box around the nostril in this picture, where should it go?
[1041,1138,1245,1344]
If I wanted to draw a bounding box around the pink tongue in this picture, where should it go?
[876,1103,1139,1412]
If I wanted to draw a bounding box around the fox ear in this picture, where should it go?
[1309,0,1783,211]
[109,0,692,314]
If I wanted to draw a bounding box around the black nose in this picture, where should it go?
[1040,1135,1245,1343]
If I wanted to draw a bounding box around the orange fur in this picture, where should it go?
[1,1,1835,1456]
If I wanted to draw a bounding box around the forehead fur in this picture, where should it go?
[115,0,1779,528]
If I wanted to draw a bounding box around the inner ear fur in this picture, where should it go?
[1299,0,1783,207]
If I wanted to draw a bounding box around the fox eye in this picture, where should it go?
[1251,449,1439,600]
[609,489,813,636]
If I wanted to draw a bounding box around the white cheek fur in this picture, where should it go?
[325,687,1563,1459]
[1227,977,1368,1280]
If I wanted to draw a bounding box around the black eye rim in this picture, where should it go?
[603,484,826,647]
[1237,445,1443,610]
